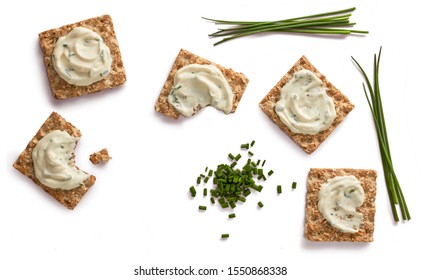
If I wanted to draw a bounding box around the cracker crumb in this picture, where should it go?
[90,148,112,165]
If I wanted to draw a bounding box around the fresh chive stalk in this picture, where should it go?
[352,47,410,222]
[203,7,368,46]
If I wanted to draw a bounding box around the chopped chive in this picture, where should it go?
[229,201,236,209]
[251,140,255,147]
[292,182,297,189]
[268,170,274,176]
[210,197,215,204]
[234,154,242,161]
[221,203,229,208]
[248,151,254,156]
[262,160,266,166]
[197,177,201,184]
[205,166,208,172]
[256,159,261,166]
[228,213,236,219]
[203,188,208,196]
[204,177,210,183]
[189,186,196,197]
[240,143,249,149]
[277,185,282,194]
[199,205,207,211]
[228,153,235,160]
[238,196,246,203]
[208,170,213,176]
[258,201,264,208]
[221,233,229,239]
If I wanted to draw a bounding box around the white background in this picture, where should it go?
[1,0,420,279]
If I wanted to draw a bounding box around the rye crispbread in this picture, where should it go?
[89,148,112,165]
[155,49,249,119]
[39,15,126,99]
[259,55,354,154]
[13,112,96,210]
[305,168,377,242]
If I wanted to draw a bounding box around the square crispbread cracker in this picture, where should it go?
[305,168,377,242]
[39,15,126,99]
[155,49,249,119]
[259,55,354,154]
[13,112,96,210]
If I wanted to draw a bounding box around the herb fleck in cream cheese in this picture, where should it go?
[275,69,336,135]
[52,27,112,86]
[318,175,365,233]
[168,64,233,117]
[32,130,90,190]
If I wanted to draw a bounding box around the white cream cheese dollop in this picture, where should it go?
[168,64,234,117]
[318,175,365,233]
[275,69,336,135]
[32,130,90,190]
[52,27,112,86]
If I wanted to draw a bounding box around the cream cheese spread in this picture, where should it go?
[168,64,233,117]
[52,27,112,86]
[318,175,365,233]
[275,69,336,135]
[32,130,90,190]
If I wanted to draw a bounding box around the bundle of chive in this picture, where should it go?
[352,48,410,222]
[203,7,368,46]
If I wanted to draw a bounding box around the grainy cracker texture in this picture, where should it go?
[39,15,126,99]
[13,112,96,210]
[305,168,377,242]
[155,49,249,119]
[259,56,354,154]
[90,148,112,165]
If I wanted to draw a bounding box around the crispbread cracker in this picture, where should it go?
[39,15,126,99]
[155,49,249,119]
[305,168,377,242]
[259,55,354,154]
[13,112,96,210]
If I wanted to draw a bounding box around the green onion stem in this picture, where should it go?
[352,47,410,222]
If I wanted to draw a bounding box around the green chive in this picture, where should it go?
[352,47,410,222]
[228,213,236,219]
[210,197,215,204]
[268,170,274,176]
[199,205,207,211]
[228,153,235,160]
[221,233,229,239]
[234,154,242,161]
[248,151,254,156]
[251,140,255,147]
[241,143,249,149]
[292,182,297,189]
[197,177,201,184]
[189,186,196,197]
[204,7,368,46]
[204,177,210,183]
[262,160,266,166]
[258,201,264,208]
[277,185,282,194]
[203,188,208,196]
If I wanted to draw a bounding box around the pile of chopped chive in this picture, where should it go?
[352,48,410,222]
[190,140,274,211]
[203,7,368,46]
